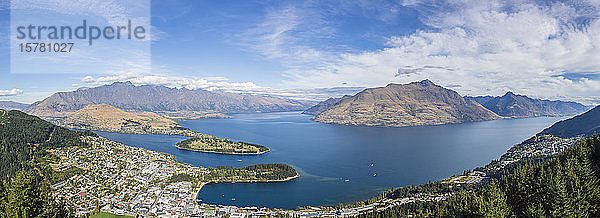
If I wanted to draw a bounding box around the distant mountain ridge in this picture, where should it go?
[302,95,352,115]
[311,80,501,127]
[0,101,29,111]
[467,92,587,118]
[538,105,600,138]
[25,81,310,117]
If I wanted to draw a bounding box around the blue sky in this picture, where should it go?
[1,0,600,104]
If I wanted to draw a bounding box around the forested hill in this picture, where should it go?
[0,109,95,216]
[538,105,600,138]
[0,109,96,180]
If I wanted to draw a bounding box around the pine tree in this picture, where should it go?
[7,171,46,217]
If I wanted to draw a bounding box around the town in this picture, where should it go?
[490,135,582,171]
[49,136,205,217]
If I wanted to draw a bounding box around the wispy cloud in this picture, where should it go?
[0,88,24,96]
[237,4,334,65]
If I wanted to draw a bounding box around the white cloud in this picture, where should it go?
[0,88,24,96]
[80,73,362,101]
[276,0,600,105]
[82,73,268,93]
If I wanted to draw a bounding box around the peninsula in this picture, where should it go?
[176,137,270,155]
[201,163,299,184]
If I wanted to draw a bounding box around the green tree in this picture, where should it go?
[5,171,70,218]
[7,171,46,217]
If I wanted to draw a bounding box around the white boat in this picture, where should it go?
[373,173,377,177]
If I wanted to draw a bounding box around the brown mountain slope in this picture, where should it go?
[312,80,501,127]
[57,104,184,132]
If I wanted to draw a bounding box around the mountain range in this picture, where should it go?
[467,92,587,118]
[0,101,29,111]
[538,105,600,138]
[25,81,311,118]
[311,80,501,127]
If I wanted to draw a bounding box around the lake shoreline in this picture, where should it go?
[176,144,270,155]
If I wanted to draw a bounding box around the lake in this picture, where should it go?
[95,112,564,209]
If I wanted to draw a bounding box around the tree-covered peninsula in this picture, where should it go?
[176,137,270,155]
[201,163,298,183]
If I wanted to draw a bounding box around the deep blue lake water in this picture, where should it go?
[95,112,564,209]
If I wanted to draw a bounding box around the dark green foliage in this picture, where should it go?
[441,182,509,217]
[500,136,600,217]
[0,182,6,217]
[177,136,269,153]
[1,171,71,218]
[168,173,194,183]
[203,163,297,182]
[0,110,96,181]
[242,163,297,180]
